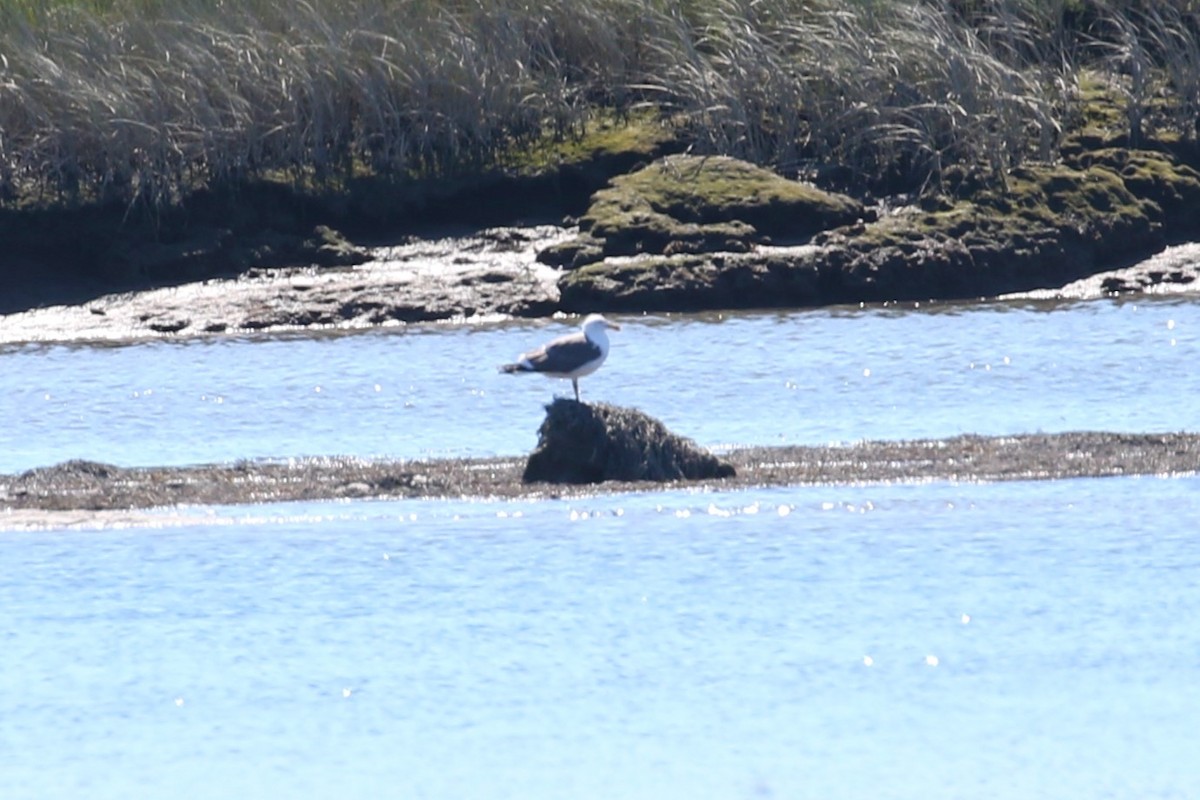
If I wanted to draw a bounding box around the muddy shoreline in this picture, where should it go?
[3,431,1196,517]
[3,144,1200,346]
[0,225,573,345]
[3,226,1200,347]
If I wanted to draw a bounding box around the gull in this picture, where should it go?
[500,314,620,401]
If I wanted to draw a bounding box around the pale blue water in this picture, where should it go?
[2,477,1199,799]
[2,296,1198,472]
[3,296,1200,799]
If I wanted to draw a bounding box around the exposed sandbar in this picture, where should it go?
[3,431,1196,517]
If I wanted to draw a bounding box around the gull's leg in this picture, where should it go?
[572,378,580,402]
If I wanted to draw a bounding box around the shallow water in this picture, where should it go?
[2,294,1199,473]
[3,476,1199,799]
[4,291,1200,799]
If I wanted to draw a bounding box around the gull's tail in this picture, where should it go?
[499,361,532,374]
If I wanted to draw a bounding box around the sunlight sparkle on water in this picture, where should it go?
[6,295,1200,800]
[4,474,1200,799]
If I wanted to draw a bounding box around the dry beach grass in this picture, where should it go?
[3,0,1199,218]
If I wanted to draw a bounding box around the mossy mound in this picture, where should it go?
[589,154,863,234]
[539,154,863,268]
[523,398,735,484]
[1065,148,1200,235]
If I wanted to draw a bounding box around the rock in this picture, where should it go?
[146,316,191,334]
[304,225,371,267]
[244,226,370,269]
[536,234,605,268]
[18,459,119,483]
[523,398,735,484]
[12,459,124,507]
[560,248,831,312]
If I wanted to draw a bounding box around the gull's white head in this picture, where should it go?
[582,313,620,340]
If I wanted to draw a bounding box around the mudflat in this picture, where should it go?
[3,431,1196,515]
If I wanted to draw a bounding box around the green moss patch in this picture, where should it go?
[1066,148,1200,234]
[501,111,678,175]
[542,155,863,268]
[590,155,863,232]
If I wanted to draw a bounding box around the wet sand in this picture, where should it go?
[3,432,1196,521]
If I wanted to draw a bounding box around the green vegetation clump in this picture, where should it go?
[541,154,862,267]
[586,155,862,235]
[1067,147,1200,228]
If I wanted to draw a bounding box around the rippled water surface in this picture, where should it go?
[4,295,1200,799]
[3,477,1200,799]
[3,295,1200,472]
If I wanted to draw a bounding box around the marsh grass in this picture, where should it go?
[0,0,630,212]
[1,0,1198,216]
[657,0,1068,193]
[1084,2,1200,144]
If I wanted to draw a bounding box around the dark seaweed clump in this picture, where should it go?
[523,399,736,484]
